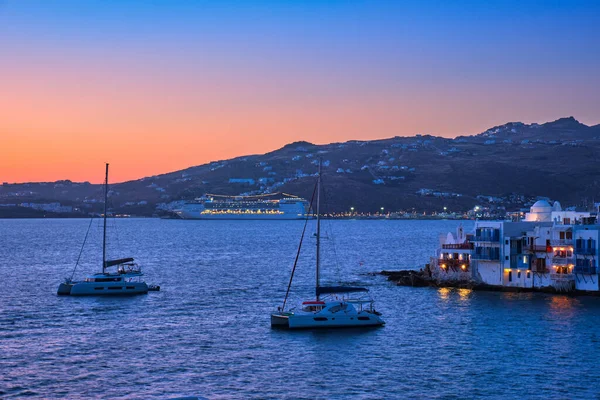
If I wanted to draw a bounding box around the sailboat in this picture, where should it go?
[57,163,157,296]
[271,161,385,329]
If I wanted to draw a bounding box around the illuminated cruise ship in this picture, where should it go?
[175,194,309,220]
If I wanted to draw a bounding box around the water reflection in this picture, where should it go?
[458,288,472,301]
[438,287,451,300]
[549,295,579,318]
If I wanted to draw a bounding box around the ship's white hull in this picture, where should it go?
[64,281,148,296]
[176,211,306,220]
[271,311,385,329]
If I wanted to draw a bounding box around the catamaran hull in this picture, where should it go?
[57,283,74,296]
[271,313,385,329]
[271,314,290,328]
[66,281,149,296]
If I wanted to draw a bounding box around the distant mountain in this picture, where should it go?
[2,117,600,216]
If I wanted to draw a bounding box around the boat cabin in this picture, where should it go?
[84,274,125,283]
[301,301,325,312]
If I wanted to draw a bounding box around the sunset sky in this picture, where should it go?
[1,0,599,183]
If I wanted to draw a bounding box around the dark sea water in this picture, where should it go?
[1,218,600,399]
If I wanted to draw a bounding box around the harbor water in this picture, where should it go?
[1,218,600,399]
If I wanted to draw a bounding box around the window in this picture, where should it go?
[508,271,512,282]
[566,231,572,240]
[506,256,509,260]
[517,271,521,278]
[328,304,347,313]
[506,240,509,245]
[560,231,565,240]
[527,271,531,278]
[564,218,571,225]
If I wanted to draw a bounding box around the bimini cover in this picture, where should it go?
[104,258,134,268]
[316,286,369,296]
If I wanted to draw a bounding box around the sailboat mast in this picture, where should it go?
[102,163,109,273]
[316,159,321,300]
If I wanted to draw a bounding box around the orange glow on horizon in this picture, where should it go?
[2,45,598,184]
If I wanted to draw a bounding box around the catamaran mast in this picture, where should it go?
[316,159,321,300]
[102,163,109,273]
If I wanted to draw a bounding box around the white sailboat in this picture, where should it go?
[57,163,158,296]
[271,161,384,329]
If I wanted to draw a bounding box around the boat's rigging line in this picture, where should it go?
[107,197,122,262]
[281,182,318,312]
[320,181,343,283]
[69,217,95,281]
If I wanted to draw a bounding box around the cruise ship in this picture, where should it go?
[175,194,309,220]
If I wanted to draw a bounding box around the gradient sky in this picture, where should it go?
[1,0,599,183]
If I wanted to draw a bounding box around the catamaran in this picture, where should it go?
[57,164,158,296]
[271,161,384,329]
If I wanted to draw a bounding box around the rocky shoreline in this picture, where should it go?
[379,269,600,296]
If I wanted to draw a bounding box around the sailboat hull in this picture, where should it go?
[68,281,148,296]
[288,313,384,329]
[57,283,74,296]
[270,314,290,328]
[271,311,385,329]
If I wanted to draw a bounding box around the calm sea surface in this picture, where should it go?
[1,218,600,399]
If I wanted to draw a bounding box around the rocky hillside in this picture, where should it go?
[2,117,600,216]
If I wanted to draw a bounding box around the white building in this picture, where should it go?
[432,201,599,293]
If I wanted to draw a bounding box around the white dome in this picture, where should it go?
[553,201,562,211]
[531,200,552,213]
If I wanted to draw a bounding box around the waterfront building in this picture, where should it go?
[431,200,599,293]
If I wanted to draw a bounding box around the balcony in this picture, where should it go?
[442,243,474,250]
[523,245,551,253]
[550,239,573,246]
[552,257,574,265]
[575,248,596,256]
[550,273,574,282]
[472,254,500,261]
[471,236,500,243]
[438,258,470,271]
